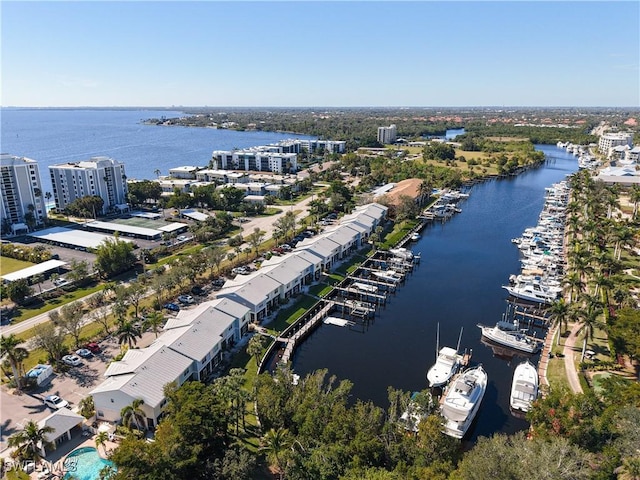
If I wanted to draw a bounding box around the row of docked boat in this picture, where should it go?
[503,180,570,305]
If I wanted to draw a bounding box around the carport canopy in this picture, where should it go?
[1,259,67,283]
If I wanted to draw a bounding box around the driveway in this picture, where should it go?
[0,330,160,452]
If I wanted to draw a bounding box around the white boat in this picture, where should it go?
[502,282,558,304]
[510,360,539,412]
[410,232,420,241]
[478,323,542,354]
[389,247,414,261]
[440,365,487,439]
[427,346,463,388]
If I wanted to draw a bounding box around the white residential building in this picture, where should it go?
[211,149,298,174]
[169,166,200,179]
[377,124,397,145]
[0,154,47,233]
[598,132,634,156]
[49,156,128,214]
[90,343,194,429]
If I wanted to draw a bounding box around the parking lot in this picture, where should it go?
[0,329,161,452]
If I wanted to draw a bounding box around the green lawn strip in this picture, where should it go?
[307,283,333,298]
[380,221,417,249]
[264,294,320,335]
[12,283,106,324]
[0,256,35,276]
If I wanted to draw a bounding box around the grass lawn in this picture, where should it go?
[10,282,106,324]
[0,256,34,276]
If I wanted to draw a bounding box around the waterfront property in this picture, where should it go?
[49,156,128,215]
[88,203,387,429]
[0,154,47,234]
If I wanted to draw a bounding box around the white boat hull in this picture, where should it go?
[510,361,539,412]
[441,365,487,439]
[479,325,541,354]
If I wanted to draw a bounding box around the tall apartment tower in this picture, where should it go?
[0,154,47,233]
[49,156,128,215]
[377,124,397,145]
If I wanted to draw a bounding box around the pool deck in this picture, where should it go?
[28,436,119,479]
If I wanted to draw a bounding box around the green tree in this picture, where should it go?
[95,430,109,455]
[58,302,85,349]
[120,398,146,431]
[143,311,165,338]
[95,236,137,278]
[247,227,265,254]
[260,427,293,480]
[6,279,32,305]
[247,335,266,366]
[0,334,28,390]
[7,420,54,465]
[30,322,66,363]
[117,322,142,350]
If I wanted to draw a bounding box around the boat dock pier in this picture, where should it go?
[348,275,398,293]
[334,285,388,306]
[279,302,334,364]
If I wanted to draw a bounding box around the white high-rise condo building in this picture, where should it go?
[377,124,397,145]
[598,132,634,156]
[0,154,47,233]
[49,156,128,215]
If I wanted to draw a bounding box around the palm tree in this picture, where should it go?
[247,335,266,367]
[630,185,640,220]
[120,399,146,431]
[8,420,54,465]
[116,322,141,350]
[617,456,640,480]
[260,427,293,480]
[548,299,569,345]
[143,311,164,338]
[95,430,109,455]
[154,169,161,179]
[0,335,28,390]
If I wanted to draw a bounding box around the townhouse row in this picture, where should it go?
[90,203,388,428]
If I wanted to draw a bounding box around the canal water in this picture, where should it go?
[292,144,578,442]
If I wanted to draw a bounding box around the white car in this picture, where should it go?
[177,294,194,304]
[62,354,82,366]
[75,348,93,358]
[44,395,69,410]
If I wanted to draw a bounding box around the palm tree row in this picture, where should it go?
[558,169,639,360]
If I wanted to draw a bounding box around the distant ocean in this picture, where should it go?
[0,108,316,194]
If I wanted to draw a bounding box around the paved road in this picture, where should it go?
[562,322,584,394]
[1,195,317,339]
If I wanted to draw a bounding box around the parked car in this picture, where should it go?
[281,244,292,251]
[163,303,180,312]
[84,342,101,353]
[190,286,205,296]
[62,354,82,367]
[232,267,248,275]
[177,294,194,304]
[75,348,93,358]
[177,235,189,241]
[53,277,69,286]
[44,395,69,410]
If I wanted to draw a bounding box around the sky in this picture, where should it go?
[1,1,639,108]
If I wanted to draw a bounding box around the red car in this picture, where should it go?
[84,342,101,354]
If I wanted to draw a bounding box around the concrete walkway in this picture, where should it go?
[562,322,584,394]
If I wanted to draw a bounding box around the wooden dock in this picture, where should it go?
[279,302,333,364]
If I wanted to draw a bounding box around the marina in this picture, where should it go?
[292,144,578,442]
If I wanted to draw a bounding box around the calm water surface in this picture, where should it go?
[293,144,578,442]
[1,108,315,193]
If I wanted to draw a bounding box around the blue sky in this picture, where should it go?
[2,1,638,107]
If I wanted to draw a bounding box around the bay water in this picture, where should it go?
[0,108,315,194]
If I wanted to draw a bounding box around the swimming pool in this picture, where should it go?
[64,446,115,480]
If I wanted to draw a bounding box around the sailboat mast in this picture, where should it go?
[456,326,463,352]
[435,322,440,362]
